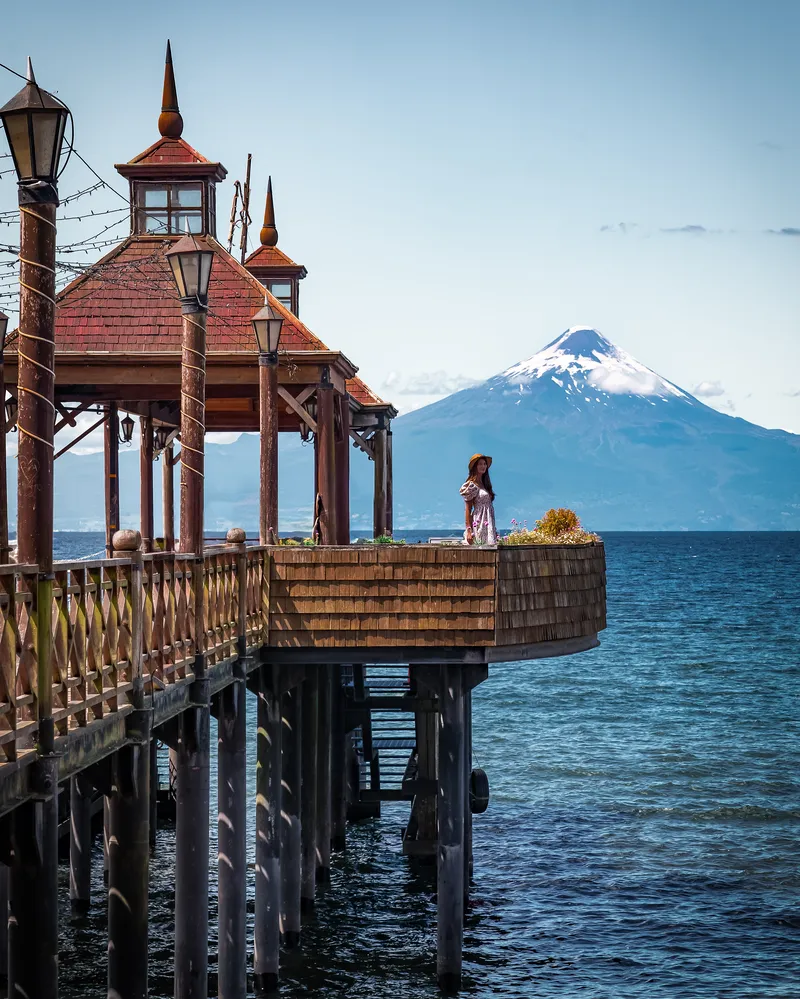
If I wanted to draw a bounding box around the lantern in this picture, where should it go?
[251,302,283,359]
[119,413,135,445]
[165,233,214,311]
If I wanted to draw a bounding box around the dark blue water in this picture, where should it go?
[54,532,799,997]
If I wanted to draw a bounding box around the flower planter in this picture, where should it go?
[266,542,606,661]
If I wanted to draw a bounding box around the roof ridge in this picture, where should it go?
[127,135,212,165]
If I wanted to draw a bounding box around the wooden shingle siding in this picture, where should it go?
[266,542,606,651]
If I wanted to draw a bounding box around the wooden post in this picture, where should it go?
[316,667,332,878]
[385,427,393,537]
[372,425,388,538]
[335,394,350,544]
[464,688,473,896]
[316,369,337,545]
[69,773,93,913]
[149,737,158,849]
[280,686,302,947]
[0,343,9,565]
[254,665,282,993]
[10,191,58,999]
[300,674,319,909]
[140,415,154,554]
[259,355,279,544]
[163,442,175,552]
[218,528,248,999]
[330,664,347,851]
[104,403,120,557]
[0,863,7,981]
[217,675,247,998]
[175,304,210,999]
[437,665,465,992]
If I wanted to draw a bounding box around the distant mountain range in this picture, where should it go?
[9,326,800,534]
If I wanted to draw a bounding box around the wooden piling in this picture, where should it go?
[465,688,473,894]
[174,694,211,999]
[280,686,302,946]
[108,731,151,999]
[254,666,282,993]
[330,665,347,851]
[301,674,319,909]
[69,773,93,913]
[8,757,59,999]
[149,738,158,849]
[217,675,247,999]
[437,665,465,993]
[140,415,154,553]
[0,863,7,982]
[316,667,332,877]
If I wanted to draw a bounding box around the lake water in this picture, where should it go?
[52,532,799,998]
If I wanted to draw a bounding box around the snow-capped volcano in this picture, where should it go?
[499,326,688,404]
[390,326,800,530]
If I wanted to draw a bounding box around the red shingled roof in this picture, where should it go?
[48,235,384,405]
[245,245,302,269]
[127,135,211,166]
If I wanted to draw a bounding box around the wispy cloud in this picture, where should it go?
[660,224,709,235]
[381,371,481,396]
[765,227,800,237]
[758,140,783,152]
[692,380,725,398]
[786,389,800,398]
[599,222,637,234]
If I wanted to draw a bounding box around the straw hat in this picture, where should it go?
[468,453,492,473]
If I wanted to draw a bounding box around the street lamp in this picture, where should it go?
[253,302,283,544]
[165,234,214,557]
[251,302,283,363]
[119,413,135,445]
[0,59,69,204]
[165,233,214,313]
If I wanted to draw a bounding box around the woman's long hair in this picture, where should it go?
[469,467,495,501]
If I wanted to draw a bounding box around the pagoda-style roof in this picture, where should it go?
[245,244,306,274]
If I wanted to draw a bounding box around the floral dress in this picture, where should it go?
[460,480,498,545]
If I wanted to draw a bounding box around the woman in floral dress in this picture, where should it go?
[460,453,497,545]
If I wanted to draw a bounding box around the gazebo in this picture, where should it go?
[4,43,396,551]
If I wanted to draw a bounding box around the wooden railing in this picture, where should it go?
[0,542,270,770]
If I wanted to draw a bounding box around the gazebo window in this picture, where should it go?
[266,281,293,310]
[135,183,204,234]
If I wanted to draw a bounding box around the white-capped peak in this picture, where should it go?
[500,327,687,400]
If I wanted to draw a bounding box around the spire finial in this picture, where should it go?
[158,40,183,139]
[26,57,36,84]
[260,177,279,247]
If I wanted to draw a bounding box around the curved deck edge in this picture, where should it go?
[484,634,600,664]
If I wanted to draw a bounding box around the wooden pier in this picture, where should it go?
[0,44,607,997]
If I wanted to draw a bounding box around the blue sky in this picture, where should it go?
[1,0,799,436]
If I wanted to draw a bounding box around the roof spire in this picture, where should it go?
[26,57,35,84]
[259,177,279,247]
[158,40,183,139]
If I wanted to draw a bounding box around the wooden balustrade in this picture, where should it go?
[0,562,39,761]
[142,553,195,693]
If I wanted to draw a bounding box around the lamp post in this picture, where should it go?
[252,302,282,544]
[0,58,69,999]
[0,310,9,564]
[165,231,214,999]
[165,233,213,558]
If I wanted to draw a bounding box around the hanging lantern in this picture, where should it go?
[119,413,135,445]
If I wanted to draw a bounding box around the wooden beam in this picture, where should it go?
[54,400,94,436]
[349,428,374,460]
[53,414,106,460]
[278,387,317,434]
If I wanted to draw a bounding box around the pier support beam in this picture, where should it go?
[149,738,158,849]
[330,665,347,851]
[301,674,319,909]
[254,666,282,993]
[464,688,473,896]
[174,689,211,999]
[437,666,465,993]
[372,424,388,538]
[69,773,93,913]
[108,716,152,999]
[316,370,337,545]
[163,442,175,551]
[280,686,302,946]
[316,667,332,877]
[217,672,247,999]
[8,757,59,999]
[335,394,350,544]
